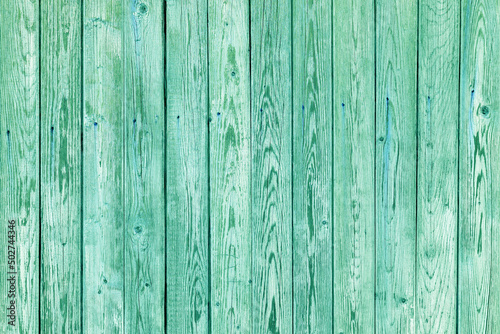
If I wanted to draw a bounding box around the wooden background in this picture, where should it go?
[0,0,499,332]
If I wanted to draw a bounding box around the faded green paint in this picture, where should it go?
[41,0,81,332]
[1,1,499,333]
[0,0,40,332]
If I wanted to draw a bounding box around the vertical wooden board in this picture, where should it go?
[251,0,292,333]
[165,0,209,332]
[83,0,124,332]
[459,0,500,332]
[417,0,459,332]
[333,0,375,332]
[375,0,417,332]
[292,0,333,332]
[0,0,39,332]
[40,0,81,332]
[208,0,251,331]
[123,0,165,333]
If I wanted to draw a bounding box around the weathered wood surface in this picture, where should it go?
[82,0,125,331]
[1,1,500,332]
[166,0,209,332]
[376,0,417,332]
[333,0,375,332]
[251,0,292,332]
[208,0,252,332]
[0,0,40,332]
[123,0,165,333]
[292,0,333,332]
[40,0,81,332]
[417,0,460,332]
[459,0,500,332]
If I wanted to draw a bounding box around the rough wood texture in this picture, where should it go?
[417,0,460,332]
[82,0,124,331]
[375,0,417,332]
[0,0,40,332]
[3,1,500,332]
[208,0,252,332]
[333,0,375,332]
[166,0,209,332]
[40,0,81,332]
[123,0,165,333]
[459,0,500,332]
[251,0,292,333]
[292,0,333,332]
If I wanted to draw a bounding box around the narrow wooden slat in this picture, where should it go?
[459,0,500,332]
[0,0,39,332]
[82,0,125,331]
[208,0,252,331]
[40,0,81,332]
[251,0,292,332]
[165,0,209,332]
[123,1,165,333]
[417,0,460,332]
[292,0,333,331]
[375,0,417,332]
[332,0,375,332]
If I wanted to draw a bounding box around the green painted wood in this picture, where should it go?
[333,0,375,332]
[250,0,292,332]
[417,0,460,332]
[292,0,333,332]
[0,0,40,332]
[208,0,252,332]
[459,0,500,332]
[5,1,500,332]
[40,0,81,332]
[165,0,209,332]
[82,0,125,331]
[375,0,417,332]
[123,1,165,333]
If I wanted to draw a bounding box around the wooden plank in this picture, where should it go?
[292,0,333,331]
[458,0,500,332]
[250,0,292,332]
[82,0,125,332]
[165,0,209,332]
[0,0,39,332]
[123,0,165,333]
[40,0,81,332]
[417,0,460,332]
[375,0,417,332]
[332,0,375,332]
[208,0,251,331]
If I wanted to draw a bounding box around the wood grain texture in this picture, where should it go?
[292,0,333,332]
[166,0,209,332]
[0,0,40,332]
[333,0,375,332]
[375,0,417,332]
[251,0,292,333]
[40,0,81,332]
[459,0,500,332]
[123,0,165,333]
[82,0,124,331]
[417,0,460,332]
[208,0,252,332]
